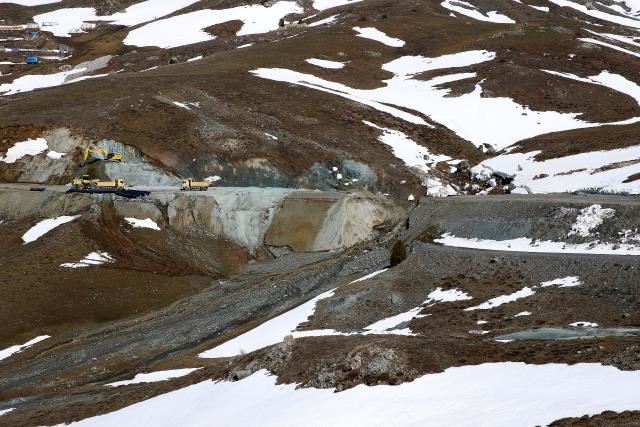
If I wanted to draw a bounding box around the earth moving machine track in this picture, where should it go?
[72,176,126,190]
[80,145,123,167]
[181,178,210,191]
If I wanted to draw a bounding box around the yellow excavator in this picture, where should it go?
[80,145,123,167]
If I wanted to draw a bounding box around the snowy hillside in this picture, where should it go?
[2,0,640,425]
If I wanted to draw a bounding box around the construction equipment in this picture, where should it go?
[72,175,126,190]
[80,145,123,167]
[181,178,210,191]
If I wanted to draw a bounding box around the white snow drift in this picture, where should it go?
[125,217,161,230]
[60,252,114,269]
[199,288,336,358]
[305,58,346,69]
[313,0,362,10]
[465,287,536,311]
[33,0,202,38]
[435,233,640,255]
[21,215,80,244]
[0,335,50,362]
[124,2,303,48]
[441,0,516,23]
[0,138,48,163]
[71,363,640,427]
[107,368,200,387]
[352,26,405,47]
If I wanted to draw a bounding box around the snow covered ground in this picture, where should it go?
[253,49,638,149]
[465,287,536,311]
[199,288,336,358]
[21,215,81,244]
[33,0,202,38]
[0,0,60,4]
[549,0,640,29]
[125,218,161,230]
[305,58,346,69]
[71,363,640,427]
[60,252,114,269]
[0,138,47,163]
[0,65,106,96]
[440,0,516,23]
[107,369,200,387]
[0,335,50,362]
[435,233,640,255]
[123,2,303,48]
[541,276,582,288]
[352,27,406,47]
[472,145,640,194]
[313,0,362,10]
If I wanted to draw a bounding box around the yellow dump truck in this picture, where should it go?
[72,175,126,190]
[181,178,210,191]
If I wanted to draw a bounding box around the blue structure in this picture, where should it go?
[26,56,38,64]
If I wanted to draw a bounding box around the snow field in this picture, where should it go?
[253,48,638,149]
[71,363,640,427]
[435,233,640,255]
[123,2,303,48]
[441,0,516,23]
[472,145,640,194]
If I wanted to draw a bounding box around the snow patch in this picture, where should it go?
[515,311,532,317]
[313,0,362,10]
[540,276,582,288]
[199,289,336,358]
[107,368,200,387]
[125,218,160,230]
[435,233,640,255]
[124,2,303,48]
[22,215,80,244]
[60,251,114,268]
[352,27,405,47]
[0,335,50,361]
[441,0,516,23]
[0,138,48,163]
[464,287,536,311]
[305,58,346,69]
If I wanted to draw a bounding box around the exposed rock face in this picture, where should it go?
[265,192,403,252]
[0,187,399,254]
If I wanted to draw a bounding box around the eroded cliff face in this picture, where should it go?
[1,186,401,254]
[265,192,403,252]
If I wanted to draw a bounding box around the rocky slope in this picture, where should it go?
[1,0,640,425]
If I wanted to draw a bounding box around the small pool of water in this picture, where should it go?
[495,327,640,341]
